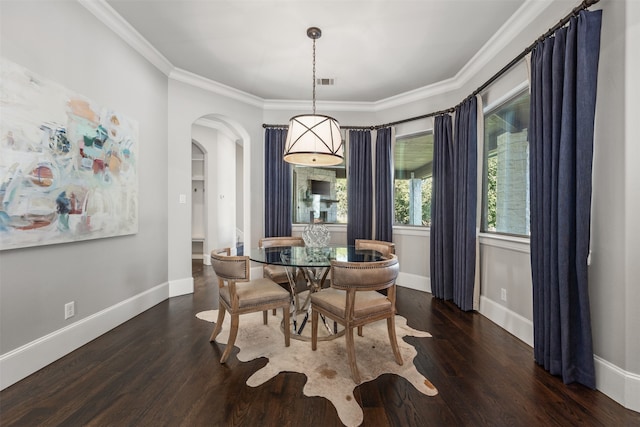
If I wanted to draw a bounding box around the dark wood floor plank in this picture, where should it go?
[1,260,638,427]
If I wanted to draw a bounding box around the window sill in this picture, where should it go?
[479,233,530,253]
[393,225,430,237]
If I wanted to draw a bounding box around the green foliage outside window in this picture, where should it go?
[421,177,432,226]
[394,177,432,226]
[394,180,410,224]
[336,178,347,223]
[485,155,498,231]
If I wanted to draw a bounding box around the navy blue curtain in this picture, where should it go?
[430,98,477,311]
[347,130,372,246]
[529,9,602,388]
[375,127,393,242]
[430,115,454,300]
[264,128,292,237]
[452,97,478,311]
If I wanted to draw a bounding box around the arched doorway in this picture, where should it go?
[190,115,249,265]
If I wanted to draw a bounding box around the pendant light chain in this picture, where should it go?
[312,36,317,115]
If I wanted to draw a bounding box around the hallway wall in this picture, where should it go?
[0,1,169,388]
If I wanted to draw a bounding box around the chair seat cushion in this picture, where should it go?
[220,278,290,309]
[263,264,291,284]
[311,288,391,319]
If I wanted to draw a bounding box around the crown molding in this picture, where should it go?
[262,99,376,113]
[373,76,462,111]
[80,0,555,111]
[375,0,553,110]
[454,0,554,89]
[77,0,173,76]
[169,68,264,108]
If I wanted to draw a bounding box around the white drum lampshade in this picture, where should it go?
[284,114,343,166]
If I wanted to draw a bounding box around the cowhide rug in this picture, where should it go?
[196,307,438,427]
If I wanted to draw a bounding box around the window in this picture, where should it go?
[292,163,347,224]
[482,89,530,236]
[394,131,433,227]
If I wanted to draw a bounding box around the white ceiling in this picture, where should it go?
[104,0,529,103]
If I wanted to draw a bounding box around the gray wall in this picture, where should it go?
[167,79,263,287]
[590,0,640,376]
[624,0,640,378]
[0,1,168,353]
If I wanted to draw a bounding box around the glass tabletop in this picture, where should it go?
[249,245,385,268]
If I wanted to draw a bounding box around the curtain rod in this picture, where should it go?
[263,0,600,131]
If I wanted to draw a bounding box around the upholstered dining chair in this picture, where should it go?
[209,248,291,363]
[259,236,305,313]
[355,239,395,296]
[259,236,306,287]
[310,255,402,384]
[355,238,395,257]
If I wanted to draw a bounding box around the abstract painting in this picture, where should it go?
[0,58,138,250]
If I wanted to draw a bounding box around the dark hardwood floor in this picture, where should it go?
[1,261,639,426]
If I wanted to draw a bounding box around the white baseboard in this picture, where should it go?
[397,271,430,293]
[479,295,534,346]
[169,277,193,297]
[594,355,640,413]
[479,295,639,413]
[0,282,169,391]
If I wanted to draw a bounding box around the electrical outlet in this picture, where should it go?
[64,301,75,319]
[500,288,507,302]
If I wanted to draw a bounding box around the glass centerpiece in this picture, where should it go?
[302,212,330,248]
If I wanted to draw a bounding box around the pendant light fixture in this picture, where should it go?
[283,27,343,166]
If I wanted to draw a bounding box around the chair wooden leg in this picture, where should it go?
[263,310,268,325]
[220,314,239,363]
[387,316,403,366]
[209,306,226,342]
[311,309,318,351]
[282,305,290,347]
[345,327,361,384]
[295,292,301,313]
[357,325,363,336]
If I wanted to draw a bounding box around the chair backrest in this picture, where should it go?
[210,247,250,282]
[330,254,399,292]
[355,239,395,257]
[259,236,305,248]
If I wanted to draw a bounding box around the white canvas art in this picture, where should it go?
[0,58,138,250]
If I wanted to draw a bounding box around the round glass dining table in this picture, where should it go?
[249,245,386,340]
